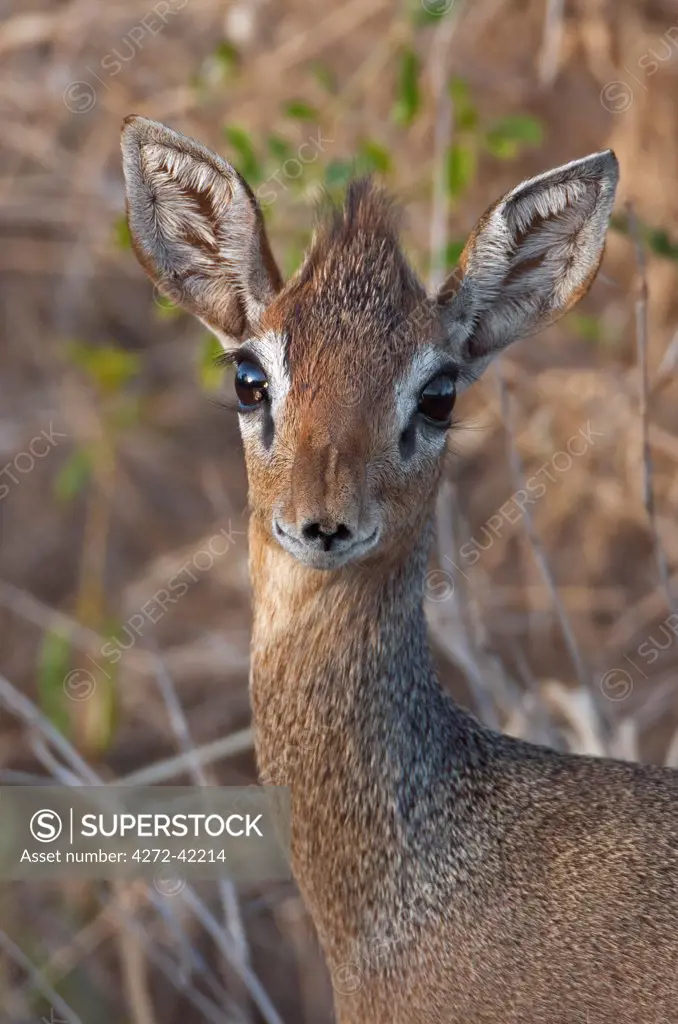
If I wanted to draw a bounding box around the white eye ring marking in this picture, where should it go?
[216,330,290,421]
[394,348,457,432]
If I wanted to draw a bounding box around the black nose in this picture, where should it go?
[301,520,353,550]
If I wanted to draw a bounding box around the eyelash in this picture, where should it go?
[212,351,270,415]
[210,352,242,414]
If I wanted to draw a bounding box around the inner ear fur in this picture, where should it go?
[121,115,282,343]
[437,150,619,377]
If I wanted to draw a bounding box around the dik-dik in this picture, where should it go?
[122,116,678,1024]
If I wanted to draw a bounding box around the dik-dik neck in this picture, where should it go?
[248,517,479,960]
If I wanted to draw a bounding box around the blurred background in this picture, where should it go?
[1,0,678,1020]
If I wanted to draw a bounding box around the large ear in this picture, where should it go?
[121,116,282,344]
[437,150,619,383]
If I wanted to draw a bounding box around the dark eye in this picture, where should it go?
[417,375,456,425]
[235,360,268,411]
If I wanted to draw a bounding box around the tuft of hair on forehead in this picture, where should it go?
[314,176,401,252]
[276,177,427,345]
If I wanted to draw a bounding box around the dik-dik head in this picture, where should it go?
[122,116,618,571]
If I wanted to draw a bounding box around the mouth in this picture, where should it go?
[273,522,380,570]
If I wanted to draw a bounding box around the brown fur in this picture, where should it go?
[249,178,678,1022]
[250,522,678,1024]
[121,120,676,1023]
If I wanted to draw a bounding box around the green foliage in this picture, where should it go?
[112,215,132,250]
[192,40,240,94]
[282,99,319,122]
[324,159,355,190]
[308,59,337,95]
[484,114,543,159]
[357,139,392,175]
[647,228,678,260]
[444,239,466,268]
[213,40,240,77]
[446,142,477,199]
[54,448,92,503]
[67,341,140,396]
[37,629,73,737]
[266,132,293,163]
[449,77,478,131]
[198,333,225,392]
[567,312,622,349]
[58,342,141,501]
[222,125,261,182]
[568,313,603,344]
[611,213,678,262]
[392,48,421,126]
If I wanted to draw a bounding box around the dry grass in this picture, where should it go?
[1,0,678,1020]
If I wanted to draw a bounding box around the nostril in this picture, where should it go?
[301,520,353,546]
[301,521,322,542]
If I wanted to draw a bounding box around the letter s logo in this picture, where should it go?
[30,809,63,843]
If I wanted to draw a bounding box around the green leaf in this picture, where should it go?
[444,239,466,268]
[214,40,240,76]
[449,77,478,132]
[610,214,678,262]
[37,629,72,737]
[282,100,319,122]
[54,448,92,503]
[323,159,354,189]
[198,333,225,392]
[308,60,337,94]
[222,125,261,182]
[392,48,421,127]
[266,132,293,163]
[446,142,477,199]
[485,114,543,159]
[67,342,140,395]
[113,215,132,250]
[568,313,602,344]
[357,139,392,175]
[646,227,678,261]
[485,135,519,160]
